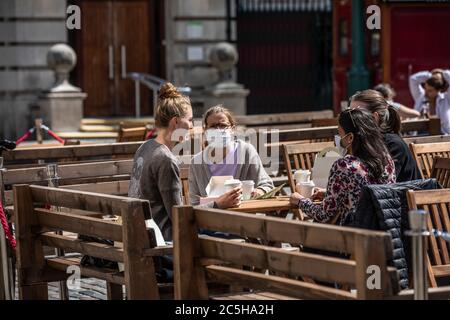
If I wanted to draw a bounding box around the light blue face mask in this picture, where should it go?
[334,134,351,156]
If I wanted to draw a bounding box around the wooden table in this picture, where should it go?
[229,197,292,214]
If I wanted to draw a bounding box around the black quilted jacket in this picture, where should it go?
[346,179,440,290]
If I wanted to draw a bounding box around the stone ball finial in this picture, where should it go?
[46,43,80,92]
[209,42,238,75]
[47,44,77,73]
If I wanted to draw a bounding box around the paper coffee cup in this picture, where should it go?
[294,170,311,183]
[242,180,255,200]
[224,179,242,192]
[298,181,315,198]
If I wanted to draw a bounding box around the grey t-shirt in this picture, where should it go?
[128,140,182,241]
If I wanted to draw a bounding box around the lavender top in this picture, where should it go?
[208,144,238,177]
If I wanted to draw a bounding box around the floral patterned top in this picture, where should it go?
[298,154,396,225]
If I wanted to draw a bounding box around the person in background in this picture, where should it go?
[349,90,421,182]
[290,108,396,225]
[409,69,450,134]
[128,83,193,241]
[374,83,420,119]
[189,105,274,209]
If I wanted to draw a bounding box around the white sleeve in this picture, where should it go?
[409,71,431,106]
[442,70,450,102]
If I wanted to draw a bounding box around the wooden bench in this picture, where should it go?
[172,206,406,300]
[14,185,172,300]
[0,160,134,211]
[404,135,450,145]
[431,157,450,188]
[2,142,142,169]
[407,189,450,288]
[61,166,191,206]
[235,110,334,128]
[410,142,450,179]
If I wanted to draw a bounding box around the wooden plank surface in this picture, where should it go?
[3,160,133,185]
[3,141,142,162]
[228,199,292,213]
[121,201,159,299]
[173,206,209,299]
[35,208,123,242]
[29,185,132,215]
[200,236,356,285]
[40,233,124,263]
[194,208,391,256]
[14,185,48,299]
[205,265,356,300]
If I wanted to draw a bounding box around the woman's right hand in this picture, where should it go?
[311,188,326,201]
[215,187,242,209]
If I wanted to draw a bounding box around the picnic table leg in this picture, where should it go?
[106,282,123,300]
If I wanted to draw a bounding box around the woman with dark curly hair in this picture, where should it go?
[290,108,396,225]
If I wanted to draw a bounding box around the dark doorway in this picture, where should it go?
[69,0,165,117]
[235,0,333,114]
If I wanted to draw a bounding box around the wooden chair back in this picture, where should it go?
[173,206,400,300]
[407,189,450,288]
[282,142,334,192]
[14,185,171,300]
[431,157,450,188]
[117,125,147,143]
[410,142,450,179]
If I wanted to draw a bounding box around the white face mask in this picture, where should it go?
[205,129,233,148]
[334,134,349,156]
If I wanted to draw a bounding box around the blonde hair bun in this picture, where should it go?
[159,82,181,100]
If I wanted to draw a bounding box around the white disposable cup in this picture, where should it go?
[294,170,311,183]
[242,180,255,200]
[224,180,242,191]
[298,181,315,198]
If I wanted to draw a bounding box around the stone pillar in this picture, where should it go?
[0,0,68,139]
[203,42,249,115]
[38,43,86,132]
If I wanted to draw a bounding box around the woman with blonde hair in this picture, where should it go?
[128,83,193,241]
[189,105,274,209]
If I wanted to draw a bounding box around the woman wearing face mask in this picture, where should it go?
[290,108,396,225]
[128,83,193,241]
[409,69,450,134]
[189,105,274,209]
[349,90,421,182]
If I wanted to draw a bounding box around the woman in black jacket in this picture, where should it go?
[349,89,421,182]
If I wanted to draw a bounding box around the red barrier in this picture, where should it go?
[0,200,16,251]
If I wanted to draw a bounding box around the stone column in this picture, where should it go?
[38,44,87,132]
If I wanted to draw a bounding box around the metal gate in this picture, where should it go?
[234,0,333,114]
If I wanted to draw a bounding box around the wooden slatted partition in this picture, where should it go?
[410,142,450,179]
[282,142,334,192]
[431,157,450,188]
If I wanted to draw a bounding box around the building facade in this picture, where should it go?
[1,0,449,139]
